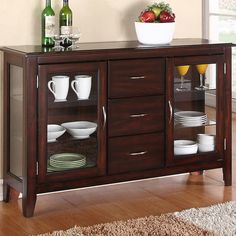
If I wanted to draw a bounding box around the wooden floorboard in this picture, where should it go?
[0,112,236,236]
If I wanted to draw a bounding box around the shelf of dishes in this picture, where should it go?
[174,110,216,128]
[175,64,211,92]
[48,74,92,102]
[47,152,96,173]
[174,133,215,155]
[47,121,97,143]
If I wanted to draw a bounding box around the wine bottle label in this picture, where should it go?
[61,26,72,35]
[45,16,55,37]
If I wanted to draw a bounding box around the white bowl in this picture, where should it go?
[47,124,66,142]
[135,22,175,45]
[197,134,215,145]
[174,140,198,155]
[61,121,97,139]
[198,144,215,152]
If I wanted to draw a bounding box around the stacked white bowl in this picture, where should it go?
[174,140,198,155]
[197,134,215,152]
[47,124,66,142]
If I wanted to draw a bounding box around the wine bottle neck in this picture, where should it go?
[63,0,69,6]
[46,0,51,7]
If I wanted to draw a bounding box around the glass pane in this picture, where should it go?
[46,71,98,173]
[209,0,236,15]
[209,15,236,98]
[10,65,23,178]
[232,50,236,98]
[209,15,236,42]
[174,63,216,156]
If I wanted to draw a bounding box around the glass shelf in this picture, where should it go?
[47,132,97,144]
[174,87,216,94]
[174,119,216,129]
[48,95,97,109]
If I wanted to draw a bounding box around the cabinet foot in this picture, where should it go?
[190,171,204,176]
[3,182,10,202]
[22,194,37,217]
[223,168,232,186]
[3,183,20,202]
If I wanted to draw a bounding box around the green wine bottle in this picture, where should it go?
[42,0,55,47]
[60,0,72,47]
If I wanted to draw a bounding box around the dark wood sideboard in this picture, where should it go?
[1,39,233,217]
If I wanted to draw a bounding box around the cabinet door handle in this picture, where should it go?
[130,113,148,118]
[168,100,173,124]
[129,151,147,156]
[129,76,145,80]
[102,106,106,128]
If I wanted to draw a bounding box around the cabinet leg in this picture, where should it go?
[223,167,232,186]
[190,170,204,176]
[3,183,20,202]
[22,194,37,217]
[3,182,10,202]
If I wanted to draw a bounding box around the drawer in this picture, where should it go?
[108,96,164,137]
[108,133,164,175]
[109,59,165,98]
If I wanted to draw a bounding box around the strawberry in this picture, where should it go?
[139,10,156,23]
[159,11,175,22]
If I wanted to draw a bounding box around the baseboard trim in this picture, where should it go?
[0,179,3,201]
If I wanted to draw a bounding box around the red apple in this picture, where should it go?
[139,10,156,23]
[159,11,175,23]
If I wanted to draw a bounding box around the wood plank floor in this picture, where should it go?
[0,113,235,236]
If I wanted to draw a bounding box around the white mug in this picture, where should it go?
[71,75,92,100]
[48,75,69,101]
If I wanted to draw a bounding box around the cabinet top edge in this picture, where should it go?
[1,39,234,56]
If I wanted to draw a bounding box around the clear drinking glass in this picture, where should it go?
[67,27,81,50]
[195,64,208,90]
[176,65,190,91]
[52,29,66,51]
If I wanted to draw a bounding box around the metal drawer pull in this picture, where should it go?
[129,151,148,156]
[102,106,106,128]
[168,100,173,124]
[130,113,148,118]
[129,76,145,80]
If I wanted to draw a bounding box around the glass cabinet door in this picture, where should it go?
[37,62,106,183]
[166,55,225,165]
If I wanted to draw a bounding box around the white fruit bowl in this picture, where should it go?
[135,22,175,45]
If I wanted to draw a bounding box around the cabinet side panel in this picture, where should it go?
[0,52,3,179]
[9,65,24,178]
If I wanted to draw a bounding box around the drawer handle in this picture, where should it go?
[130,113,148,118]
[129,151,148,156]
[129,76,145,80]
[102,106,106,128]
[168,100,173,124]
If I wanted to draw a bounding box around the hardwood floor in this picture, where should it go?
[0,113,236,236]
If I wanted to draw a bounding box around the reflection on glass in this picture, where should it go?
[195,64,208,90]
[174,63,217,156]
[46,72,98,173]
[10,65,24,178]
[176,65,190,91]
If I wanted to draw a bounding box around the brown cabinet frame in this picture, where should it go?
[1,40,233,217]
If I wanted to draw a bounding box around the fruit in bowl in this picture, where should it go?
[135,1,176,45]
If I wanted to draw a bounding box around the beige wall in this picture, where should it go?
[0,0,202,178]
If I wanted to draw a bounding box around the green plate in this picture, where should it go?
[47,160,96,173]
[50,153,86,162]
